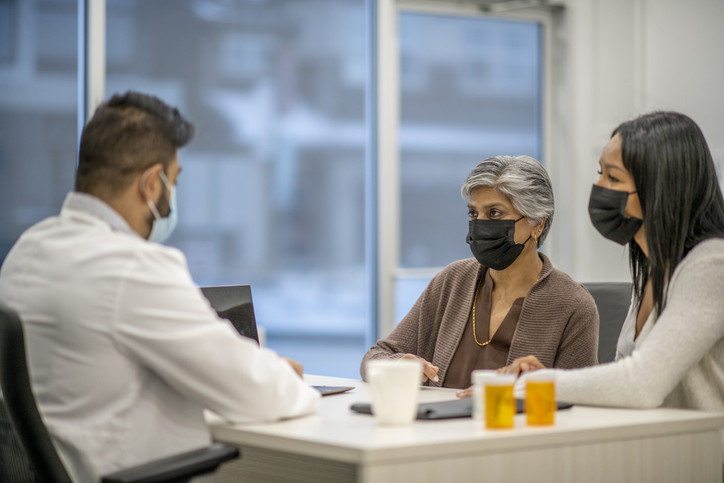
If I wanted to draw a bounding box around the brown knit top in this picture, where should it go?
[360,254,599,387]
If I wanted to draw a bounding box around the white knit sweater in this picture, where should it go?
[516,238,724,415]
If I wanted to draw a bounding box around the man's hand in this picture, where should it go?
[284,358,304,378]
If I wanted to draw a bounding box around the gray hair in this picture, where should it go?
[461,155,554,246]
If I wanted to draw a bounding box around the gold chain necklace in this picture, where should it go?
[472,274,492,347]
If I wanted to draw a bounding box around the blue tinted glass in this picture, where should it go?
[399,13,542,269]
[396,12,542,321]
[0,0,78,263]
[105,0,368,377]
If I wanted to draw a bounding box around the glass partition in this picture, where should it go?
[105,0,368,377]
[396,12,542,319]
[0,0,78,262]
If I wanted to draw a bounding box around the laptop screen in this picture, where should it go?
[201,285,260,345]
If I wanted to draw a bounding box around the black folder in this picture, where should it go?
[350,398,573,420]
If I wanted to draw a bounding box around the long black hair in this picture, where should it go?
[613,111,724,317]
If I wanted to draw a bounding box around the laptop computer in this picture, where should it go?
[201,285,354,396]
[201,285,260,345]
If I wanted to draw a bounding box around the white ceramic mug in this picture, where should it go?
[366,359,422,425]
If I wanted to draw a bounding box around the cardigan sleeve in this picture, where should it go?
[359,295,423,380]
[507,262,600,369]
[552,287,600,368]
[359,267,454,380]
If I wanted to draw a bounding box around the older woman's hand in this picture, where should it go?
[401,353,439,383]
[456,356,545,398]
[498,355,545,376]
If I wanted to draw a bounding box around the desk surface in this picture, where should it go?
[209,375,724,482]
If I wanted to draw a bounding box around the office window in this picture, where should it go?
[396,13,542,316]
[0,0,78,262]
[105,0,368,377]
[0,0,17,64]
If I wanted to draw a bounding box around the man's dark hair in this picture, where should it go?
[75,91,194,197]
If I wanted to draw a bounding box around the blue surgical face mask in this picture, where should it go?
[145,170,178,243]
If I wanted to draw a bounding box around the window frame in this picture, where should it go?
[80,0,556,349]
[376,0,556,338]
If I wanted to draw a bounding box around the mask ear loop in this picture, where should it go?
[139,168,162,220]
[158,170,172,192]
[516,216,535,246]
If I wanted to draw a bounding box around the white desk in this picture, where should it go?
[210,375,724,482]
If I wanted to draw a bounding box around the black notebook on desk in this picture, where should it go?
[350,398,472,420]
[350,398,573,420]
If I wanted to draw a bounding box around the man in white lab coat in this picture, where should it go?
[0,91,320,481]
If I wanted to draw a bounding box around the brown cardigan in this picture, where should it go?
[360,254,599,386]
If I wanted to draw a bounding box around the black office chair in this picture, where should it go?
[583,282,632,363]
[0,303,239,483]
[0,398,37,482]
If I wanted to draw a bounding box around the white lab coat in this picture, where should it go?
[0,192,320,482]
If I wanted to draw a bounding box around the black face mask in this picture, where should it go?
[466,217,531,271]
[588,184,643,245]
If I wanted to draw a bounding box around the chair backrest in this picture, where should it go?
[0,398,38,482]
[0,304,72,482]
[583,283,632,363]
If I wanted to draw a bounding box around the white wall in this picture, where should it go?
[547,0,724,283]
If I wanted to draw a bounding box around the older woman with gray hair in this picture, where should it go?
[361,155,599,388]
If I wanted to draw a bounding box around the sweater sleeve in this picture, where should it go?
[552,288,600,368]
[516,243,724,407]
[359,267,453,380]
[359,300,422,380]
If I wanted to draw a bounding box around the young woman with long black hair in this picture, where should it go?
[492,111,724,418]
